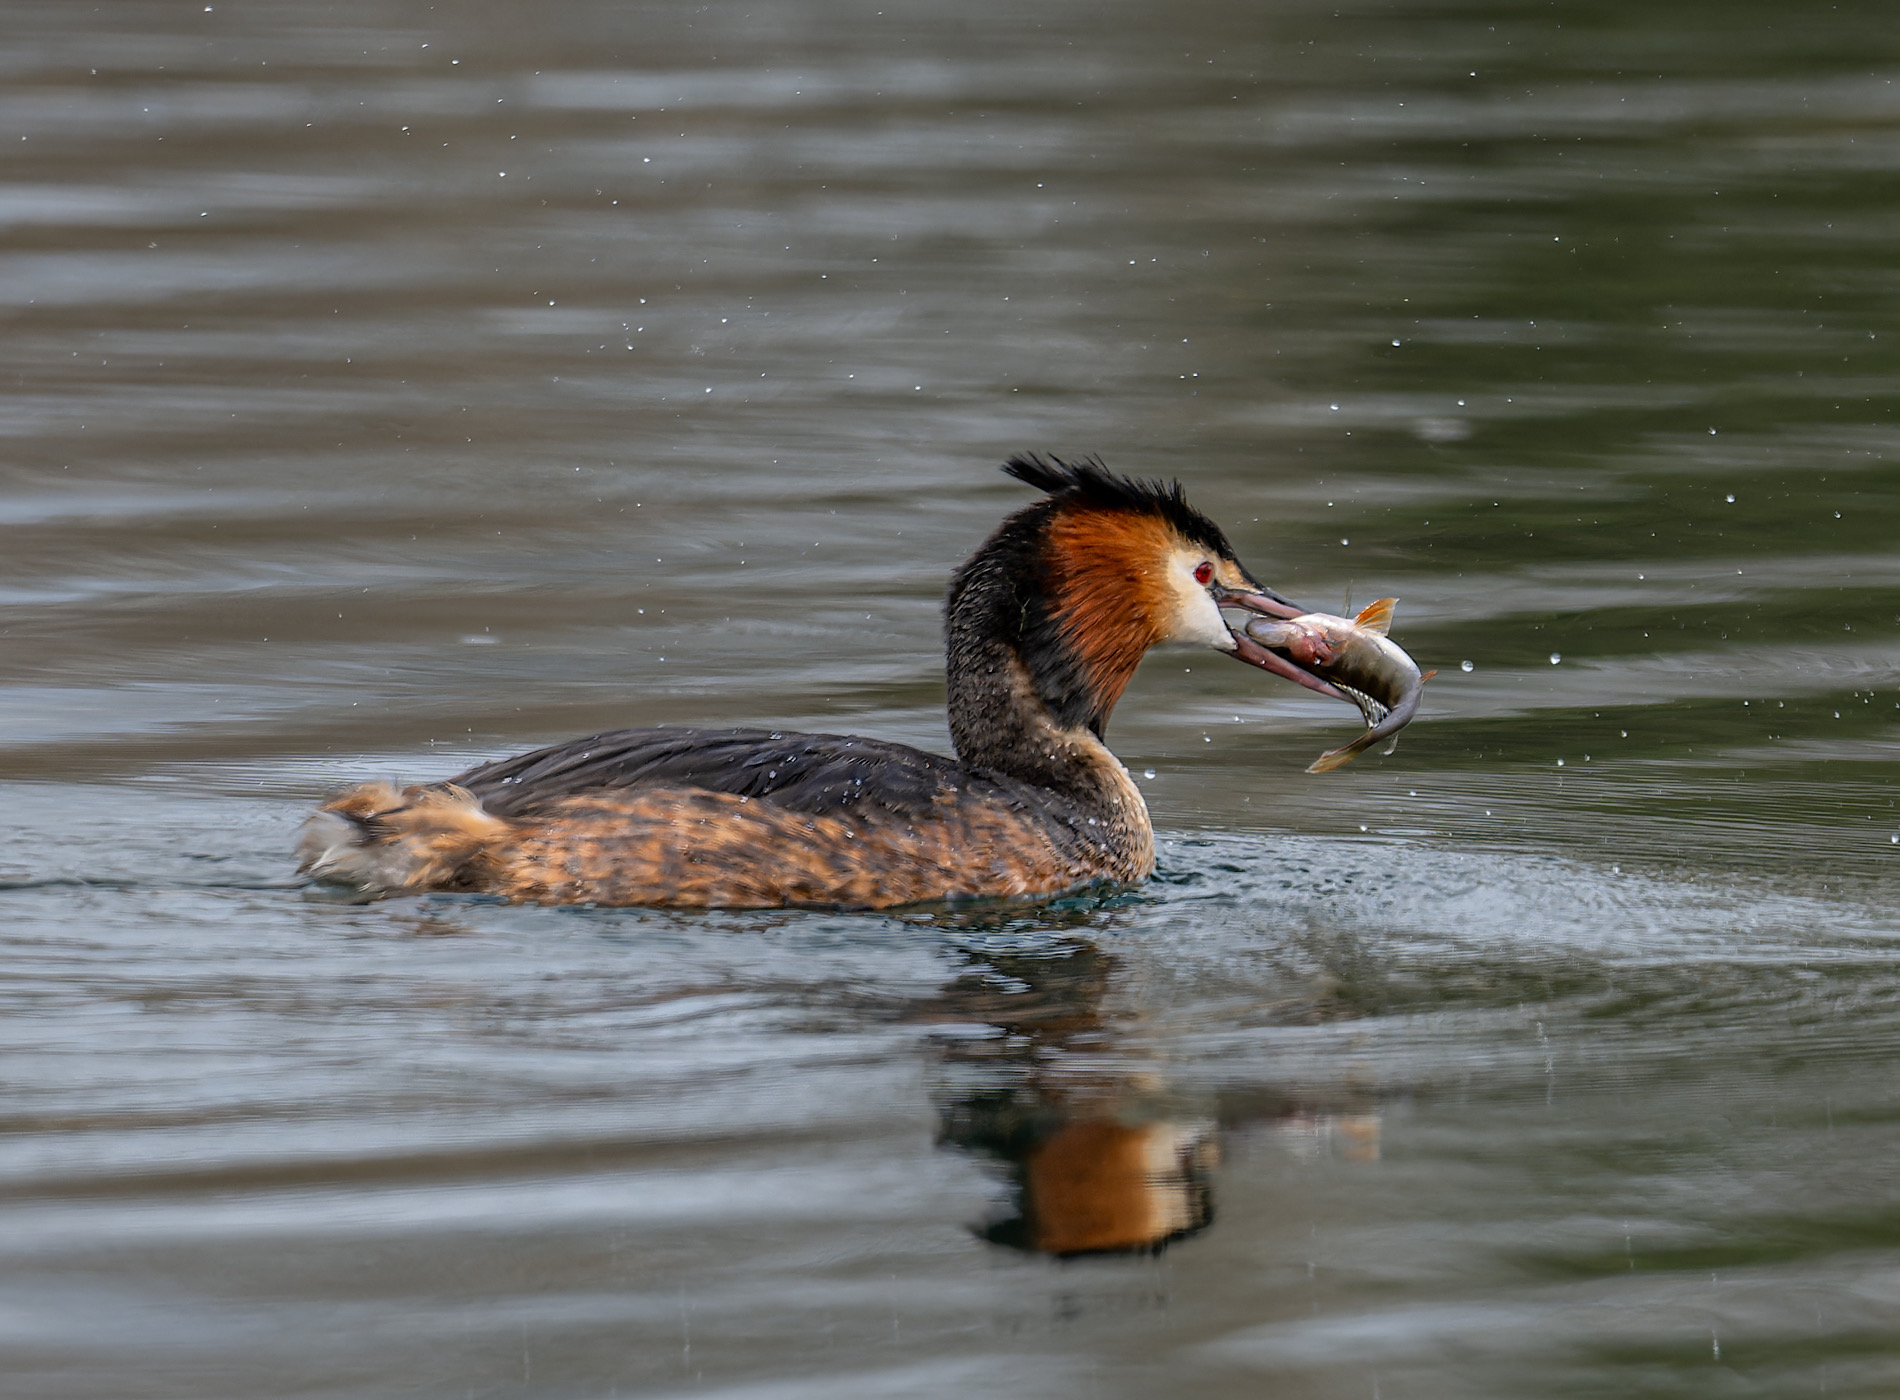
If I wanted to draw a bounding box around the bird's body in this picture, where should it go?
[309,725,1149,908]
[298,455,1346,909]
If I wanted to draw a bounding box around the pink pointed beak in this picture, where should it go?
[1212,583,1306,621]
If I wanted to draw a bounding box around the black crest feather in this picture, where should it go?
[1001,453,1233,559]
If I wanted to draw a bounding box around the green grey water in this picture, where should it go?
[4,1,1899,1395]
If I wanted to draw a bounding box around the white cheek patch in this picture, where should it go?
[1161,552,1236,649]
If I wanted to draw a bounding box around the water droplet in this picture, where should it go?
[1460,659,1474,673]
[1391,339,1401,346]
[1340,538,1350,546]
[1556,758,1565,766]
[1329,403,1340,411]
[1725,493,1735,502]
[1549,652,1562,664]
[1143,769,1156,780]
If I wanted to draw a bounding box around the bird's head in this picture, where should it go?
[946,454,1346,742]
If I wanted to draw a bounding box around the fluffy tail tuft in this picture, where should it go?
[297,781,514,897]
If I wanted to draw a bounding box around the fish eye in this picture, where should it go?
[1193,561,1214,586]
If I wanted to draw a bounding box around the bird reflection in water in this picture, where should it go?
[920,919,1381,1258]
[932,935,1216,1256]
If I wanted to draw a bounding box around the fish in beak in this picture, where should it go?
[1212,582,1356,702]
[1242,598,1435,772]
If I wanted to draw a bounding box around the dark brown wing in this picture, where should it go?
[453,726,1003,823]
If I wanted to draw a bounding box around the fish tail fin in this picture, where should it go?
[1352,598,1398,635]
[1306,734,1378,773]
[1421,668,1438,682]
[297,781,514,898]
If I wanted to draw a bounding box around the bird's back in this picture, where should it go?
[457,725,972,822]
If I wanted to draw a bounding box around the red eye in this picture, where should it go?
[1193,561,1215,586]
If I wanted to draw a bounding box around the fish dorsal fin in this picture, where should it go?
[1353,597,1398,636]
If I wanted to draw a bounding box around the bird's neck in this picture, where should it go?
[943,530,1152,872]
[946,637,1153,875]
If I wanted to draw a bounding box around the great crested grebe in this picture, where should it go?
[298,454,1350,909]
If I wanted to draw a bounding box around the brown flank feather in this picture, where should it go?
[297,782,512,896]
